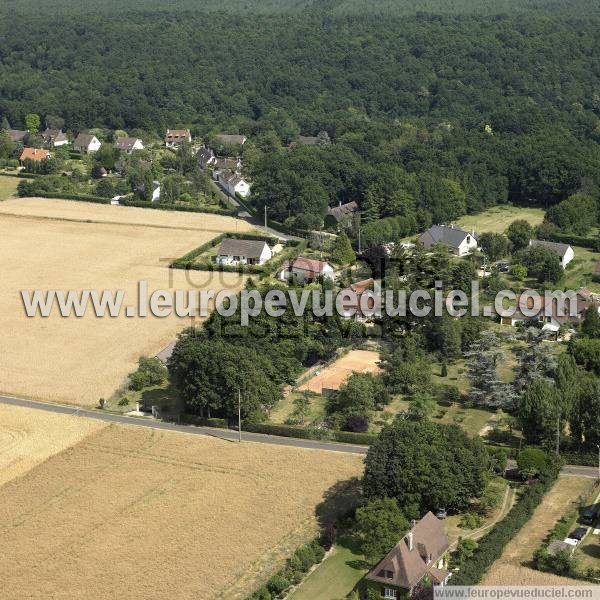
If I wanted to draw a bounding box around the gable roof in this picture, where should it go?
[291,256,333,273]
[366,512,449,591]
[298,135,319,145]
[418,225,475,249]
[165,129,190,143]
[196,147,214,162]
[74,133,98,147]
[6,129,27,142]
[529,239,572,259]
[214,157,239,171]
[114,137,142,150]
[41,129,67,143]
[214,134,246,146]
[20,147,50,162]
[327,201,359,222]
[217,238,268,259]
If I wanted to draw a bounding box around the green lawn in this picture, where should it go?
[269,391,328,425]
[0,175,19,200]
[287,535,367,600]
[457,205,545,235]
[562,245,600,292]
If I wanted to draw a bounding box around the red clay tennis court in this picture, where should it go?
[298,350,381,394]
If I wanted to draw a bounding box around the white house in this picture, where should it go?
[73,133,101,153]
[529,240,574,269]
[278,256,335,283]
[225,173,251,198]
[41,129,69,147]
[216,238,272,266]
[165,129,191,148]
[418,225,478,256]
[114,137,144,153]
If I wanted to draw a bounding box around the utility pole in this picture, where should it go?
[358,226,361,255]
[238,389,242,443]
[555,416,560,456]
[597,444,600,481]
[264,205,267,230]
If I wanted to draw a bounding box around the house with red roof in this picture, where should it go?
[19,148,50,164]
[277,256,335,283]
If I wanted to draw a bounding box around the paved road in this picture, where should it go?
[0,394,368,455]
[1,394,599,476]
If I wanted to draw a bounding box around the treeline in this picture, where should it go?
[2,11,600,230]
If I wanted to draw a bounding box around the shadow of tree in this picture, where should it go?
[315,476,362,530]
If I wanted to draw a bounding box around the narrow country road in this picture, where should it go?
[0,394,367,455]
[0,394,599,476]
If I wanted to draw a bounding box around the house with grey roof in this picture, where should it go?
[364,512,451,598]
[41,129,69,147]
[529,239,574,268]
[216,238,272,266]
[213,133,247,147]
[325,201,359,227]
[6,129,27,143]
[114,137,144,153]
[73,133,101,153]
[418,225,478,256]
[197,146,216,169]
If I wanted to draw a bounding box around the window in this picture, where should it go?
[383,588,398,599]
[233,256,240,261]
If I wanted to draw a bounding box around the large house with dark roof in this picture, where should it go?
[165,129,191,148]
[529,239,574,268]
[41,129,68,147]
[6,129,27,143]
[216,238,272,266]
[364,512,450,599]
[73,133,101,153]
[213,133,247,147]
[114,137,144,153]
[325,201,359,227]
[418,225,477,256]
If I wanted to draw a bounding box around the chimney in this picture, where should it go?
[407,532,413,551]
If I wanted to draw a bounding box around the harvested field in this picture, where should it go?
[482,476,596,586]
[0,415,363,600]
[0,403,106,486]
[298,350,381,394]
[0,198,252,405]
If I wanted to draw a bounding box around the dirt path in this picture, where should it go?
[482,476,596,585]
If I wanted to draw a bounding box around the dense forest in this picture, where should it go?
[1,1,600,232]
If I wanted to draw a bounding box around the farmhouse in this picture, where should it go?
[6,129,27,143]
[529,239,574,268]
[325,201,359,227]
[216,238,272,266]
[19,148,50,164]
[165,129,191,148]
[418,225,478,256]
[214,133,247,146]
[41,129,68,147]
[364,512,451,599]
[197,147,216,169]
[114,137,144,153]
[73,133,101,153]
[278,256,335,283]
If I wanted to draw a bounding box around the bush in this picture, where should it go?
[459,512,485,529]
[345,414,369,433]
[517,447,552,479]
[266,574,291,596]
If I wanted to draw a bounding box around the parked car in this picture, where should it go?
[569,527,588,541]
[496,261,509,273]
[435,508,447,519]
[582,507,597,525]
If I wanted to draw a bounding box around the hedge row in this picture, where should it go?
[1,171,41,179]
[120,198,235,216]
[34,191,111,203]
[450,465,560,585]
[545,232,600,251]
[559,451,599,467]
[246,538,326,600]
[178,414,229,428]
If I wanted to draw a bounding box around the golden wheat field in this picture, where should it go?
[0,409,363,600]
[0,403,106,486]
[0,198,253,405]
[482,476,597,586]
